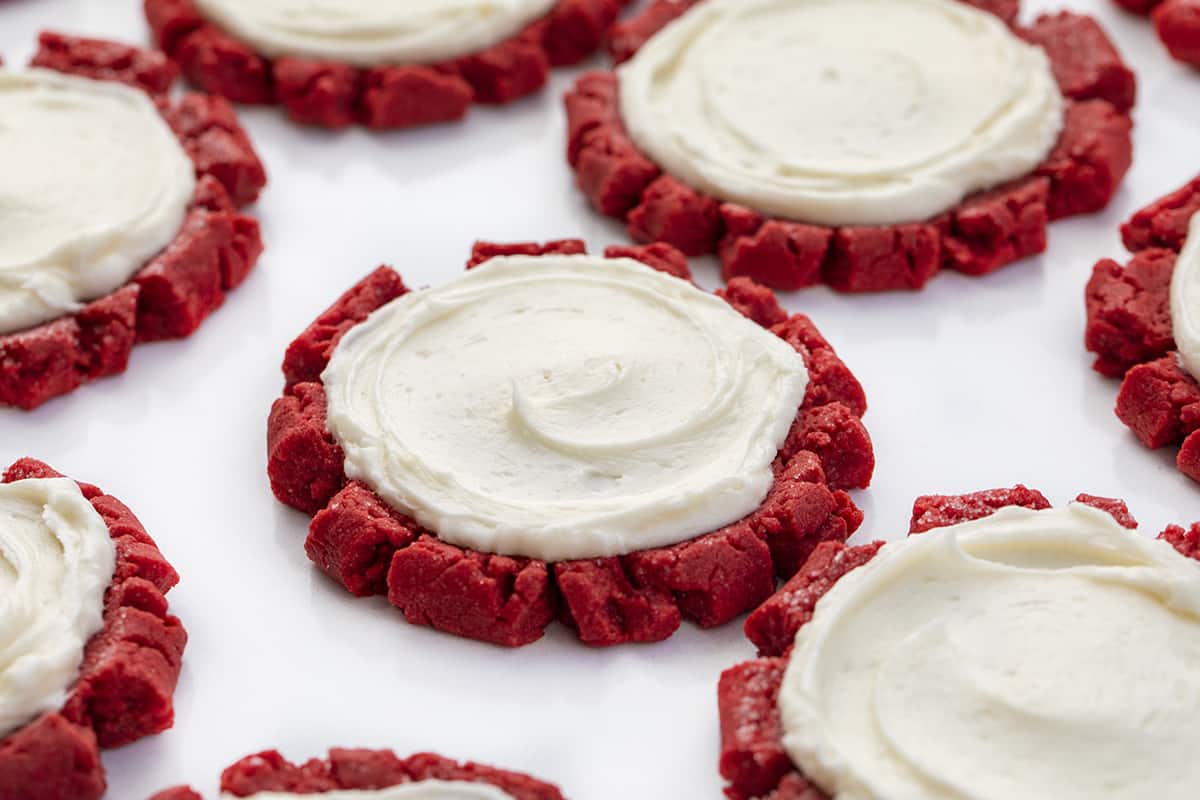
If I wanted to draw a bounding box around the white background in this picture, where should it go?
[2,0,1199,796]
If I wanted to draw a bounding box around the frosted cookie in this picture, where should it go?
[147,748,563,800]
[566,0,1135,293]
[144,0,628,129]
[720,487,1200,799]
[1085,176,1200,484]
[0,458,187,800]
[0,32,265,410]
[267,240,874,646]
[1112,0,1200,68]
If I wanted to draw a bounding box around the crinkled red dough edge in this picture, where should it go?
[565,0,1137,294]
[266,239,876,648]
[718,486,1198,800]
[1084,175,1200,484]
[0,32,267,411]
[148,748,565,800]
[1113,0,1200,67]
[0,458,187,800]
[144,0,632,129]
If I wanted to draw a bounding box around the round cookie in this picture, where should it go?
[1084,176,1200,484]
[147,748,563,800]
[267,240,874,647]
[0,32,266,410]
[720,487,1200,799]
[566,0,1135,293]
[144,0,629,129]
[1112,0,1200,68]
[0,458,187,800]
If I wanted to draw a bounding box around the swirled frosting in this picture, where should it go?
[323,255,809,562]
[1170,212,1200,382]
[193,0,558,66]
[0,478,116,739]
[231,782,515,800]
[0,69,195,336]
[617,0,1063,227]
[778,504,1200,800]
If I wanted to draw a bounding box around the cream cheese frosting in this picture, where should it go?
[1170,212,1200,382]
[778,504,1200,800]
[192,0,559,67]
[0,69,195,336]
[617,0,1064,227]
[323,255,809,562]
[229,782,515,800]
[0,478,117,739]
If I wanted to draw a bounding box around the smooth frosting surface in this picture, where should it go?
[778,504,1200,800]
[618,0,1063,227]
[0,478,116,738]
[193,0,558,66]
[0,69,195,336]
[231,781,515,800]
[1170,212,1200,382]
[323,255,809,562]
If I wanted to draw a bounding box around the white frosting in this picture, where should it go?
[193,0,559,67]
[229,781,515,800]
[617,0,1064,227]
[323,255,809,562]
[778,504,1200,800]
[0,478,117,739]
[1170,212,1200,382]
[0,69,195,336]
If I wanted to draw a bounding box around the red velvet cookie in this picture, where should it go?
[566,0,1135,293]
[267,240,874,647]
[0,32,265,411]
[1112,0,1200,67]
[721,487,1198,800]
[1084,175,1200,483]
[144,0,629,129]
[0,458,187,800]
[148,748,563,799]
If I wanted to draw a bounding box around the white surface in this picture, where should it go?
[617,0,1063,226]
[778,504,1200,800]
[324,255,808,562]
[0,0,1197,797]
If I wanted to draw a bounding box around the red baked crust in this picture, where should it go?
[1111,0,1200,68]
[566,1,1135,293]
[266,240,874,647]
[0,458,187,800]
[722,487,1190,800]
[144,0,628,129]
[0,33,266,411]
[1084,175,1200,484]
[148,749,563,800]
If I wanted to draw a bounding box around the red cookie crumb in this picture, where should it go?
[744,540,885,658]
[909,485,1052,533]
[0,459,187,800]
[150,749,563,800]
[1085,250,1176,377]
[1085,177,1200,484]
[1074,494,1139,528]
[0,34,265,410]
[145,0,626,129]
[268,241,874,647]
[721,489,1200,800]
[566,1,1134,293]
[1156,0,1200,66]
